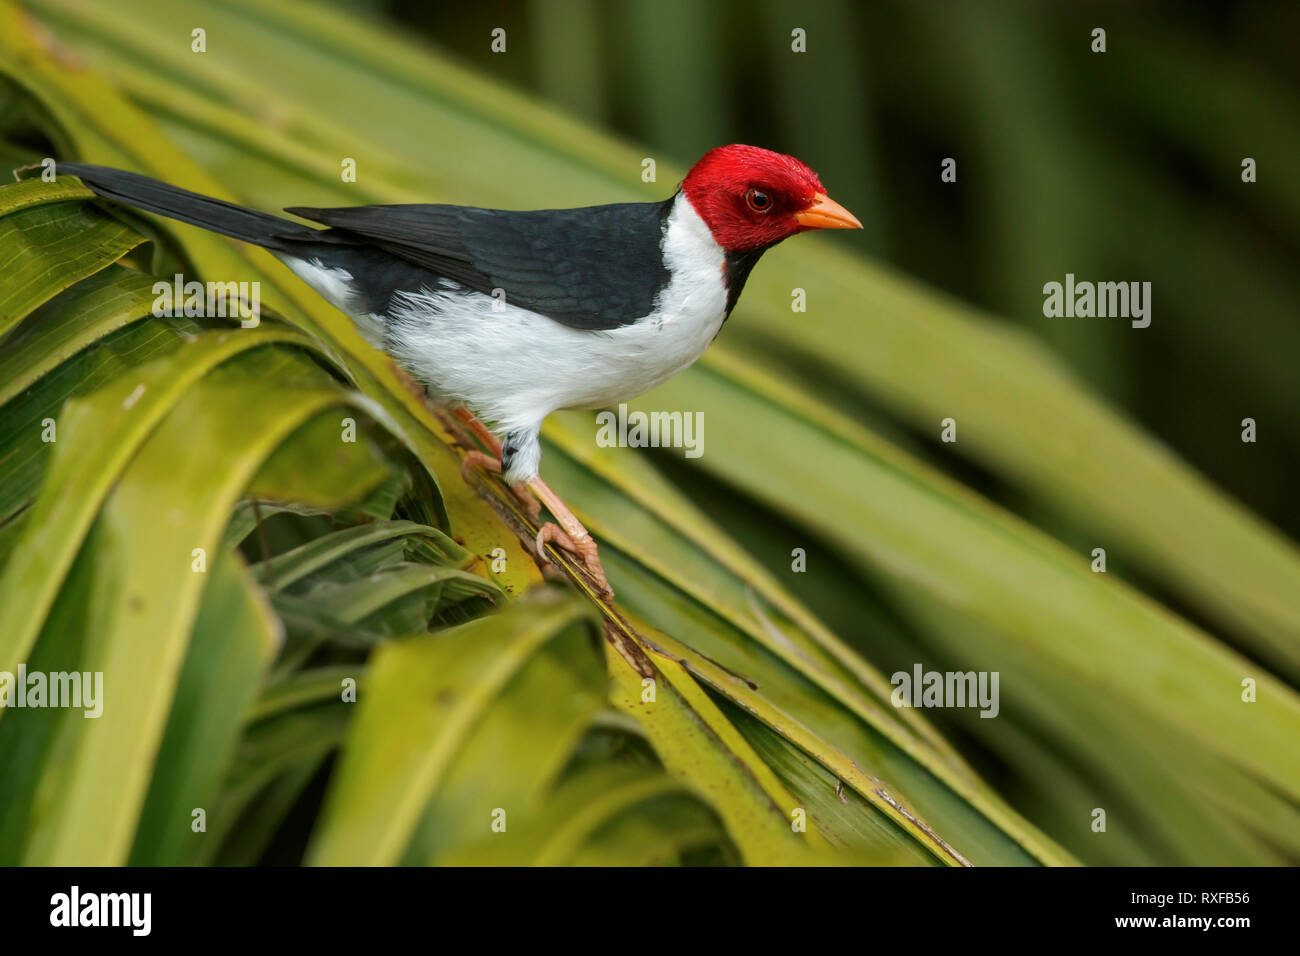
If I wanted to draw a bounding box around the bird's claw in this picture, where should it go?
[535,523,613,599]
[460,449,500,483]
[461,443,612,598]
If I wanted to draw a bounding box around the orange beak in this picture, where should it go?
[793,192,863,230]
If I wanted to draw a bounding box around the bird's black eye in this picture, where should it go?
[745,188,773,213]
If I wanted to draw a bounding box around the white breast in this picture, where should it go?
[284,193,729,436]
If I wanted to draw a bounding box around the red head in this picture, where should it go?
[681,144,861,253]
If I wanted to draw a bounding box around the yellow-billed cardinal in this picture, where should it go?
[58,146,861,596]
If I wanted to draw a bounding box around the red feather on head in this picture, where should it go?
[681,144,828,252]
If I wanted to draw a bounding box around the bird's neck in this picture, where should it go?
[669,190,771,319]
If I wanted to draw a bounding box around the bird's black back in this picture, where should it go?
[289,200,676,330]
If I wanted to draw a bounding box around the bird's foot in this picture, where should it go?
[527,476,614,599]
[459,448,499,483]
[534,523,612,600]
[450,408,612,598]
[460,450,541,522]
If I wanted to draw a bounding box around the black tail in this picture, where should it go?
[58,163,318,250]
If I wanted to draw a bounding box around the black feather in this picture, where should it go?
[286,200,675,330]
[722,247,769,317]
[59,163,318,249]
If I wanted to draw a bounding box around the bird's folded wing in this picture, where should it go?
[284,201,673,331]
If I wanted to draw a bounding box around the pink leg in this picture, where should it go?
[527,476,612,598]
[453,408,611,597]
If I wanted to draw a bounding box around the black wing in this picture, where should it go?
[284,200,675,331]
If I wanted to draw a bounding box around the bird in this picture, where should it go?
[55,146,861,597]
